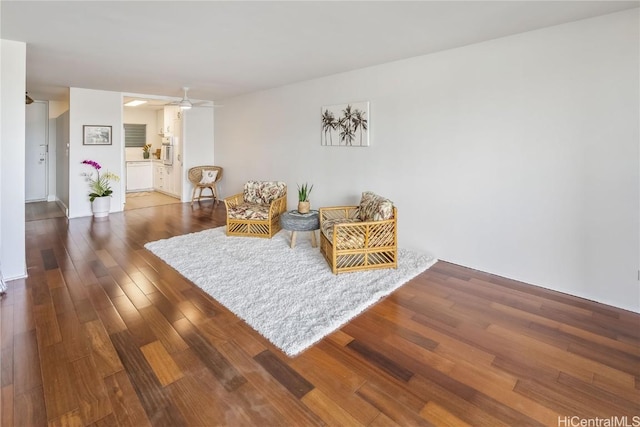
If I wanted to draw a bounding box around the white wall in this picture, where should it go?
[48,100,69,203]
[56,110,70,213]
[0,39,27,280]
[49,101,69,119]
[69,88,124,218]
[47,102,57,202]
[182,107,215,201]
[123,107,162,161]
[215,10,640,312]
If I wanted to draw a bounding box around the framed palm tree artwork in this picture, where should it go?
[321,101,369,146]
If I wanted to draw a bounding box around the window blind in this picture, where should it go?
[124,123,146,147]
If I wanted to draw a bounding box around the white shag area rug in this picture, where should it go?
[144,227,437,356]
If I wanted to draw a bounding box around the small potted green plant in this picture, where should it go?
[297,183,313,214]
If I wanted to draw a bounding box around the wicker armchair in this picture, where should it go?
[224,181,287,238]
[319,192,397,274]
[188,166,223,205]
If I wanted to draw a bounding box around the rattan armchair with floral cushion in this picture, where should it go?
[319,192,397,274]
[224,181,287,238]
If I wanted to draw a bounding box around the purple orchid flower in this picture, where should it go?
[81,159,101,170]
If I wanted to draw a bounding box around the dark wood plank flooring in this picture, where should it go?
[2,201,639,426]
[25,201,65,222]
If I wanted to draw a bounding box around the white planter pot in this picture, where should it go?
[91,197,111,218]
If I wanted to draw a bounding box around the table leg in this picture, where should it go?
[290,231,297,248]
[311,230,317,248]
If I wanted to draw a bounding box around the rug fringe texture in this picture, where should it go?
[145,227,437,356]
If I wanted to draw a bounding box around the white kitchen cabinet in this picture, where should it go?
[126,161,153,191]
[162,165,175,195]
[156,107,179,136]
[153,162,177,196]
[153,106,183,197]
[162,106,179,136]
[153,163,164,190]
[156,109,164,135]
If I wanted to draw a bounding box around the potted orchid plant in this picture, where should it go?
[82,159,120,218]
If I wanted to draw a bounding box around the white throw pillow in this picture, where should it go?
[200,169,218,184]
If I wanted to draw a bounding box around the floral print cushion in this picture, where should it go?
[358,191,394,221]
[321,218,362,241]
[243,181,287,205]
[227,203,271,220]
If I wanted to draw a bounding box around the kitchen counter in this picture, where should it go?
[126,158,160,163]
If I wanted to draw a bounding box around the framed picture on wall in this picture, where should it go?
[83,125,112,145]
[321,101,369,146]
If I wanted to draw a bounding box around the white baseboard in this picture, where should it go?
[55,198,69,217]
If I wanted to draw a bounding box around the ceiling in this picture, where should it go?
[2,1,638,104]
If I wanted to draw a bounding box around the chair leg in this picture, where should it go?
[212,184,219,204]
[196,187,205,204]
[191,185,198,205]
[193,186,217,205]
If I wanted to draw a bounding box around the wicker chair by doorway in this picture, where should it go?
[188,166,223,205]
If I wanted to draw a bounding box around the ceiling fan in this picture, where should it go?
[177,87,192,110]
[169,87,222,109]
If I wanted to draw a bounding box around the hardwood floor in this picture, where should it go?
[2,201,639,426]
[25,201,65,222]
[124,192,181,211]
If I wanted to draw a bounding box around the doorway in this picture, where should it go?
[123,96,183,209]
[25,101,48,201]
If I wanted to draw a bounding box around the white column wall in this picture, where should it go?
[48,100,69,203]
[182,107,215,201]
[68,88,124,218]
[0,39,27,280]
[56,110,70,213]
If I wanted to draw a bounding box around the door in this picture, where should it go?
[25,101,48,201]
